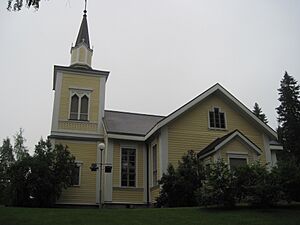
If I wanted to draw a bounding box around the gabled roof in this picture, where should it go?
[103,110,164,137]
[75,12,90,49]
[145,83,277,140]
[197,129,262,159]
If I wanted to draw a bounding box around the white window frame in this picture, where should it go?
[120,145,137,188]
[208,106,227,130]
[69,88,92,121]
[72,161,83,187]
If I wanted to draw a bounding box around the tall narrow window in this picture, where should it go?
[70,94,79,120]
[69,91,90,121]
[209,107,226,129]
[71,164,81,186]
[80,95,89,121]
[121,148,136,187]
[152,145,158,186]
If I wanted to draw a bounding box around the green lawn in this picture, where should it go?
[0,206,300,225]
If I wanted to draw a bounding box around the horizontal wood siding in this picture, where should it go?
[168,93,266,167]
[112,188,144,203]
[59,73,100,124]
[55,140,97,204]
[112,140,145,203]
[219,138,256,163]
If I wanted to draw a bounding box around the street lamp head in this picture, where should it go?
[98,143,105,151]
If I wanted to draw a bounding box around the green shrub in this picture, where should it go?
[156,150,205,207]
[196,159,237,208]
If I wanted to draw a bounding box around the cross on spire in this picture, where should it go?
[83,0,88,15]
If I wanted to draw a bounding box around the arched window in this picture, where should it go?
[80,95,89,121]
[70,94,79,120]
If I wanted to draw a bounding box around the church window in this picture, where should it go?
[121,148,136,187]
[70,94,79,120]
[69,92,90,121]
[71,162,82,186]
[80,95,89,120]
[209,107,226,129]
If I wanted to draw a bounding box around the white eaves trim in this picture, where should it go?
[198,130,262,159]
[145,83,277,140]
[107,133,145,141]
[215,130,262,154]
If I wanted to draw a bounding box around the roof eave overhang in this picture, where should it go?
[107,133,145,141]
[198,130,262,159]
[53,65,110,90]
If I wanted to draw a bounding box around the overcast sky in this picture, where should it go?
[0,0,299,153]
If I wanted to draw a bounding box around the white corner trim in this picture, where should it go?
[51,72,63,131]
[104,139,113,202]
[263,134,272,168]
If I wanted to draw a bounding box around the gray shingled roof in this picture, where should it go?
[75,13,90,48]
[104,110,164,136]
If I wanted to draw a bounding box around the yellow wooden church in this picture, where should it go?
[49,10,282,207]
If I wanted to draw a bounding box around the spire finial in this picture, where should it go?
[84,0,87,15]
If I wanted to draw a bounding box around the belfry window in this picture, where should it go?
[80,95,89,120]
[70,94,79,120]
[69,92,90,121]
[209,107,226,129]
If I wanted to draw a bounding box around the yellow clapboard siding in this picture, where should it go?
[168,94,266,166]
[112,141,144,203]
[112,188,144,203]
[59,73,100,123]
[219,138,256,163]
[55,140,97,204]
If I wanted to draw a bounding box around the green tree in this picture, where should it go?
[6,138,77,207]
[7,0,40,11]
[253,102,268,124]
[0,138,15,166]
[0,138,15,204]
[276,71,300,162]
[235,162,280,207]
[156,150,205,207]
[13,128,29,161]
[272,159,300,202]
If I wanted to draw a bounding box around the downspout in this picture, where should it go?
[146,143,150,207]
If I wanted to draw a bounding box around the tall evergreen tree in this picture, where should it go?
[0,138,15,204]
[13,128,29,161]
[276,71,300,161]
[0,138,15,166]
[253,102,268,124]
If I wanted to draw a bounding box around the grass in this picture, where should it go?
[0,206,300,225]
